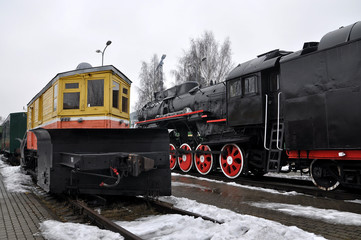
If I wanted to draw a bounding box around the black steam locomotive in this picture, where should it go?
[137,22,361,191]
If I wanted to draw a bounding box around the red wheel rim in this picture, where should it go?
[195,144,213,175]
[178,143,193,172]
[169,144,177,170]
[219,144,243,178]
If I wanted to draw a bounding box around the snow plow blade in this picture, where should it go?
[31,128,171,196]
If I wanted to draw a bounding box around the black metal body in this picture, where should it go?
[138,22,361,190]
[25,128,171,196]
[281,23,361,150]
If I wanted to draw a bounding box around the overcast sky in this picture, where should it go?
[0,0,360,118]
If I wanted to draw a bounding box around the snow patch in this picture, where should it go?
[171,181,212,191]
[345,199,361,205]
[114,195,326,240]
[39,220,124,240]
[172,172,304,196]
[249,202,361,226]
[0,158,32,193]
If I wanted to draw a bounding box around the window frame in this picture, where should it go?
[121,86,129,113]
[112,81,120,109]
[63,92,80,110]
[62,80,81,110]
[243,75,258,96]
[53,83,58,112]
[87,79,104,107]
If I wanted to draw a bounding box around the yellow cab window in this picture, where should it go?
[122,87,129,113]
[63,81,80,110]
[87,79,104,107]
[112,81,120,109]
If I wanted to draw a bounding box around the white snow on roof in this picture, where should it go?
[249,202,361,226]
[0,157,32,193]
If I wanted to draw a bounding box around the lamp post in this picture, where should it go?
[155,54,166,92]
[96,40,112,66]
[196,57,207,84]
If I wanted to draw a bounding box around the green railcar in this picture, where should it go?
[1,112,27,165]
[0,125,3,152]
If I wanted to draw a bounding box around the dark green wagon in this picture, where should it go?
[1,112,27,165]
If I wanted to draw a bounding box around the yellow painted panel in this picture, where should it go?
[34,99,39,124]
[42,86,54,123]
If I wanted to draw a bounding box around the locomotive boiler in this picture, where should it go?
[137,22,361,191]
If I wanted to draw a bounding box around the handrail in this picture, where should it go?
[277,92,283,150]
[263,94,270,150]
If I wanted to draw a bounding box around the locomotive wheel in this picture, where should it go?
[219,144,244,179]
[310,159,341,191]
[194,144,213,175]
[169,144,177,170]
[178,143,193,172]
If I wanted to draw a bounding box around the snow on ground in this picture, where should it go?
[0,157,32,193]
[171,181,212,191]
[172,172,303,196]
[0,157,355,239]
[114,196,325,240]
[265,172,311,181]
[39,220,124,240]
[345,199,361,204]
[249,202,361,226]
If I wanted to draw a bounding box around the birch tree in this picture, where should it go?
[172,31,234,87]
[135,54,165,111]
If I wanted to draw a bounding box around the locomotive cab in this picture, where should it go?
[226,50,290,127]
[225,50,292,174]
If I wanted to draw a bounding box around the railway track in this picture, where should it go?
[32,187,222,240]
[173,170,361,201]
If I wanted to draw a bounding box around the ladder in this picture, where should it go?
[263,93,284,172]
[266,122,284,172]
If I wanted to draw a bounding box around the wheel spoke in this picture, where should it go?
[219,144,244,179]
[178,143,193,172]
[194,144,213,175]
[169,144,177,170]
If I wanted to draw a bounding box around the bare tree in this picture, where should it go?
[135,54,165,111]
[172,31,234,87]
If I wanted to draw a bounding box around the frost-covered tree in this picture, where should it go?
[172,31,234,87]
[135,54,165,111]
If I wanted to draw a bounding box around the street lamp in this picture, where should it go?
[155,54,166,92]
[196,57,207,84]
[96,40,112,66]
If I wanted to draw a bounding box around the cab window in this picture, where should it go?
[63,92,80,109]
[62,81,80,110]
[87,79,104,107]
[53,83,58,111]
[229,79,242,97]
[244,76,257,95]
[122,87,129,113]
[112,81,120,109]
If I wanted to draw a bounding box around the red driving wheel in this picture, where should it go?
[194,144,213,175]
[219,144,244,178]
[169,144,177,170]
[178,143,193,172]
